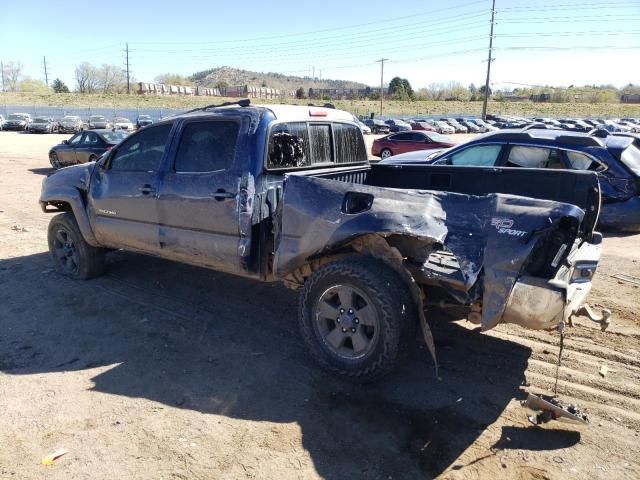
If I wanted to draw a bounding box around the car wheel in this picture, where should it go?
[48,212,106,280]
[49,152,62,169]
[380,149,393,159]
[298,256,416,382]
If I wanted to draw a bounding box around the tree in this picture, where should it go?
[295,87,306,99]
[388,77,414,100]
[154,73,191,86]
[3,61,23,91]
[468,83,478,100]
[52,78,70,93]
[97,64,127,93]
[215,80,229,89]
[18,78,49,93]
[75,62,99,93]
[479,85,492,97]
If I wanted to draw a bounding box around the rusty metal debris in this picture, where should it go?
[522,393,589,426]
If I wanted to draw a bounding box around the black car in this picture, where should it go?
[58,115,86,134]
[4,113,32,131]
[136,115,153,129]
[559,119,591,132]
[28,116,58,134]
[362,118,390,134]
[384,119,411,132]
[49,129,129,169]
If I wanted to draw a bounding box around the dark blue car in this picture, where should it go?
[386,128,640,230]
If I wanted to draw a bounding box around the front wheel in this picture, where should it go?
[49,151,61,169]
[48,212,106,280]
[298,257,416,382]
[380,148,393,160]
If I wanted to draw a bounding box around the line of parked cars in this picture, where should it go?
[0,113,154,133]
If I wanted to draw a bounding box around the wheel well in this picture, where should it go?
[43,200,72,212]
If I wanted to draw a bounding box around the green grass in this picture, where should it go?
[2,91,640,118]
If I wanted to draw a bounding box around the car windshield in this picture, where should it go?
[64,116,79,121]
[101,131,129,143]
[139,115,151,119]
[621,145,640,176]
[116,118,130,122]
[8,114,25,120]
[427,132,451,142]
[90,116,105,121]
[33,117,49,123]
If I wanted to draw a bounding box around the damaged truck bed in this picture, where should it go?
[39,103,605,381]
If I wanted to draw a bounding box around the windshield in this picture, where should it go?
[8,114,25,120]
[427,132,452,143]
[101,131,129,143]
[139,115,151,119]
[64,116,79,121]
[116,117,130,122]
[33,117,49,123]
[90,116,105,121]
[621,145,640,176]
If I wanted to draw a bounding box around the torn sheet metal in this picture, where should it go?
[522,393,589,425]
[274,175,585,330]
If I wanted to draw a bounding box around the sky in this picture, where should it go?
[1,0,639,91]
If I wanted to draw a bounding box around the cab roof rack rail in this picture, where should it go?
[180,98,251,115]
[491,129,603,147]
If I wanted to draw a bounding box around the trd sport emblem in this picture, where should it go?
[490,217,527,237]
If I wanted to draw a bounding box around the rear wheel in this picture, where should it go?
[299,257,416,382]
[380,148,393,160]
[48,212,106,280]
[49,152,61,169]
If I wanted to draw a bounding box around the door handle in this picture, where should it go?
[210,189,236,201]
[139,184,155,195]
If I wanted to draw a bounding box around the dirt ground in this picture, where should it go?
[0,131,639,480]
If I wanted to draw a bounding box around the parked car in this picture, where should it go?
[440,118,468,133]
[603,120,632,133]
[455,118,480,133]
[3,113,32,131]
[432,120,455,135]
[533,118,563,129]
[39,102,604,381]
[615,119,640,133]
[384,119,412,132]
[48,129,129,169]
[559,119,591,132]
[88,115,112,129]
[468,118,498,132]
[0,114,5,130]
[362,118,390,134]
[372,131,456,159]
[351,115,371,134]
[410,121,436,132]
[113,117,134,130]
[416,128,640,230]
[583,119,604,128]
[136,115,153,129]
[58,115,86,134]
[28,116,58,133]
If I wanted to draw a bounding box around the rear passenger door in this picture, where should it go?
[156,118,243,274]
[75,131,106,163]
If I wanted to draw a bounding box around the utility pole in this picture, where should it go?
[312,65,315,79]
[43,56,49,87]
[125,42,130,94]
[0,62,4,93]
[376,58,388,115]
[482,0,496,120]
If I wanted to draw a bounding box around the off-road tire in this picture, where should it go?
[48,212,106,280]
[299,256,417,382]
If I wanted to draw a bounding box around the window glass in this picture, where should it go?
[392,133,412,141]
[507,146,564,169]
[69,133,84,145]
[268,122,310,168]
[110,123,172,172]
[81,132,99,145]
[450,145,501,166]
[334,123,367,163]
[308,124,332,163]
[174,121,238,172]
[566,151,596,170]
[407,132,427,142]
[621,145,640,176]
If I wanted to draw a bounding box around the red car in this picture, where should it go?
[410,121,436,132]
[372,131,456,159]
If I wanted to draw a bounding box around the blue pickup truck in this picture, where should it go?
[39,102,605,381]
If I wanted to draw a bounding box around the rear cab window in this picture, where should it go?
[266,121,366,169]
[621,144,640,176]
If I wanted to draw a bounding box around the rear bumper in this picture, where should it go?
[502,239,601,330]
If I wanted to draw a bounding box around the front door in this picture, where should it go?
[57,132,84,165]
[156,118,243,274]
[88,122,174,254]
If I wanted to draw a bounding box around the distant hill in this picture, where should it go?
[190,66,368,91]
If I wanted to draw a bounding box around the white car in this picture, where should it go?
[113,117,134,130]
[352,115,371,134]
[433,121,455,135]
